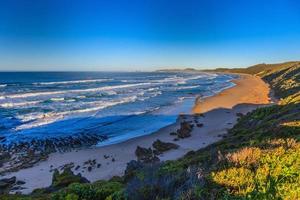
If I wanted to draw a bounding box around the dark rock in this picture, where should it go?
[75,165,80,170]
[177,122,193,138]
[104,154,109,159]
[0,181,9,189]
[16,180,26,185]
[97,163,101,168]
[0,152,11,163]
[195,113,205,117]
[0,176,16,185]
[112,158,115,162]
[152,139,179,154]
[0,133,109,174]
[84,160,90,165]
[170,132,177,136]
[135,146,160,163]
[11,186,26,191]
[196,123,204,127]
[0,176,16,194]
[61,162,74,171]
[236,112,244,118]
[88,166,92,172]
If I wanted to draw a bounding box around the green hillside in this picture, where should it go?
[213,61,300,99]
[1,62,299,200]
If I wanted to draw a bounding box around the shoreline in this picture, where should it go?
[193,73,271,113]
[1,73,272,194]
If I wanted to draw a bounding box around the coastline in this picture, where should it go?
[2,73,272,194]
[193,73,271,113]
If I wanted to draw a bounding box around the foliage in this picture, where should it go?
[51,181,124,200]
[212,140,300,199]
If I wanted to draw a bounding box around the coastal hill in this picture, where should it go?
[1,61,299,200]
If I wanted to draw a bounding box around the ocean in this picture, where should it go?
[0,72,236,149]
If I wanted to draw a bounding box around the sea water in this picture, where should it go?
[0,72,236,147]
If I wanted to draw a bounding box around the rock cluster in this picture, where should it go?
[135,146,160,163]
[135,139,180,163]
[152,139,179,154]
[0,133,108,174]
[176,122,193,138]
[0,176,25,194]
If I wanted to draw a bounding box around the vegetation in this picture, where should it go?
[123,61,300,199]
[1,61,299,200]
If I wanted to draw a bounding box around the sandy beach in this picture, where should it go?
[2,74,272,194]
[193,74,272,113]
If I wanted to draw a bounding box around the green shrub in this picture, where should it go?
[51,180,124,200]
[211,140,300,199]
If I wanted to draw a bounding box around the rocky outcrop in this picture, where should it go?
[176,122,193,138]
[135,146,160,163]
[152,139,179,154]
[0,133,108,175]
[0,176,26,194]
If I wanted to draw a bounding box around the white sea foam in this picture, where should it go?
[15,96,138,130]
[0,100,41,108]
[66,99,76,102]
[147,87,159,91]
[152,74,209,85]
[50,97,65,101]
[33,79,112,85]
[176,85,200,90]
[130,111,147,115]
[0,84,7,88]
[16,114,64,130]
[178,97,186,102]
[2,83,151,99]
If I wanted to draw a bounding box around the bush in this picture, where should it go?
[52,168,89,189]
[211,140,300,199]
[51,180,124,200]
[126,163,204,200]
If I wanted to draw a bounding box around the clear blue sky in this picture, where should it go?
[0,0,300,71]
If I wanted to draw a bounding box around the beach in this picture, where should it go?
[2,74,272,194]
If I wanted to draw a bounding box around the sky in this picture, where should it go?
[0,0,300,71]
